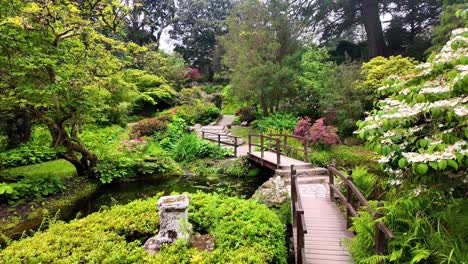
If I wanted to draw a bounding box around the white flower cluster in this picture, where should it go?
[419,78,451,94]
[434,34,468,63]
[402,140,467,163]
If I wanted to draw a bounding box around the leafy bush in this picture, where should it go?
[0,193,287,263]
[94,154,139,184]
[0,126,57,169]
[235,107,258,123]
[170,134,230,162]
[337,166,377,200]
[293,117,311,138]
[253,112,298,133]
[166,103,221,125]
[308,145,377,169]
[129,116,171,139]
[308,118,341,148]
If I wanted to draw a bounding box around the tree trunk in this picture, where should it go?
[259,92,269,116]
[6,112,32,148]
[46,121,97,176]
[361,0,386,58]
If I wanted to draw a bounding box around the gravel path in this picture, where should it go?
[216,114,235,126]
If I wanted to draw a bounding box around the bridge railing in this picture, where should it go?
[248,133,282,168]
[327,165,395,254]
[290,165,307,264]
[201,131,242,157]
[247,133,313,166]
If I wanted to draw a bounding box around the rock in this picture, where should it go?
[252,176,289,207]
[144,194,192,254]
[192,124,202,136]
[241,121,248,126]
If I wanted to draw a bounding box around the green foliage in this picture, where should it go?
[0,193,287,263]
[350,166,378,199]
[308,145,377,169]
[165,103,221,126]
[169,134,230,162]
[349,193,468,263]
[427,4,468,55]
[0,160,76,204]
[0,127,58,169]
[253,112,298,133]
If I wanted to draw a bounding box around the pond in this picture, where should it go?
[73,170,270,218]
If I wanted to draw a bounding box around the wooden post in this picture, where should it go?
[260,134,264,159]
[297,209,304,264]
[269,132,273,150]
[202,131,205,139]
[248,133,252,153]
[283,135,287,154]
[303,137,308,162]
[346,176,354,228]
[276,139,281,169]
[328,167,334,202]
[290,165,296,227]
[374,201,386,255]
[234,137,238,157]
[218,134,221,147]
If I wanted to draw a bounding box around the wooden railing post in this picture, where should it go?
[374,201,386,255]
[303,136,308,162]
[260,134,264,166]
[291,165,297,227]
[283,135,287,154]
[346,175,354,228]
[234,137,238,157]
[269,131,272,150]
[248,133,252,153]
[218,134,221,147]
[296,208,305,264]
[276,139,281,169]
[328,167,334,202]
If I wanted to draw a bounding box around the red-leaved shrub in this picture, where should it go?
[235,107,257,123]
[308,118,341,147]
[130,115,171,138]
[294,117,311,138]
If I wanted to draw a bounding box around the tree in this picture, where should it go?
[124,0,176,46]
[170,0,233,76]
[0,0,134,175]
[221,0,298,115]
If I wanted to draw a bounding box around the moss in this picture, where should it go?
[1,192,287,263]
[0,159,77,180]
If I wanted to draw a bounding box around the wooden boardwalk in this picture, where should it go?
[248,150,353,264]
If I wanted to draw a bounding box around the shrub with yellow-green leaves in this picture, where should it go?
[0,192,287,264]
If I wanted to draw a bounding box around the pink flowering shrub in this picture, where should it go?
[294,117,312,138]
[119,138,149,153]
[308,118,341,147]
[129,115,171,138]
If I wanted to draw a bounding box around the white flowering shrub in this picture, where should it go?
[357,28,468,183]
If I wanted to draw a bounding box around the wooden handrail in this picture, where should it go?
[291,165,307,264]
[247,133,313,163]
[327,165,395,255]
[201,131,240,157]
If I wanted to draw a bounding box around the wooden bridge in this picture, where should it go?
[245,133,394,264]
[200,130,394,264]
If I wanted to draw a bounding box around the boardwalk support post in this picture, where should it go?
[234,137,238,157]
[248,133,251,154]
[202,131,205,139]
[276,139,280,169]
[346,175,353,229]
[374,201,386,255]
[217,134,220,147]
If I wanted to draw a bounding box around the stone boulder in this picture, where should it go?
[252,176,289,207]
[144,194,192,254]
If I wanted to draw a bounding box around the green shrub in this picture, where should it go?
[235,107,258,123]
[170,134,230,162]
[337,166,378,200]
[165,103,221,125]
[253,113,298,133]
[0,126,58,169]
[220,157,250,177]
[308,145,376,169]
[0,193,287,263]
